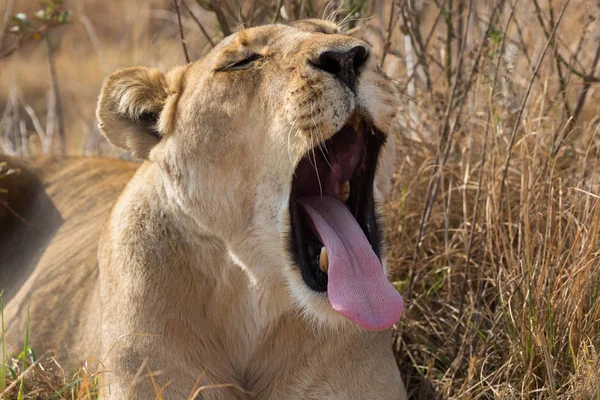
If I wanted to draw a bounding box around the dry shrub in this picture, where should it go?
[1,0,600,399]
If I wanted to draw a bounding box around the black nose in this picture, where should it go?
[313,46,368,91]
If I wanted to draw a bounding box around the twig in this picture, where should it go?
[444,0,454,87]
[530,1,596,81]
[233,0,245,27]
[9,78,20,155]
[181,0,215,47]
[403,27,417,127]
[45,33,65,154]
[497,0,571,215]
[399,0,434,89]
[78,1,109,73]
[21,102,50,153]
[0,0,15,51]
[512,14,533,69]
[455,0,465,83]
[552,40,600,159]
[380,1,396,67]
[272,0,285,23]
[533,0,571,119]
[173,0,190,63]
[45,89,55,151]
[200,0,232,37]
[1,354,46,396]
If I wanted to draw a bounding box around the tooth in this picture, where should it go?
[340,181,350,203]
[319,247,329,274]
[351,115,361,131]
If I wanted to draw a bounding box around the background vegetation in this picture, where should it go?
[1,0,599,398]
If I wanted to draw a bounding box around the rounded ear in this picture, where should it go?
[96,67,169,159]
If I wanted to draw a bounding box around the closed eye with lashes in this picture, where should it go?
[218,54,262,72]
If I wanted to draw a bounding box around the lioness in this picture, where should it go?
[1,19,406,399]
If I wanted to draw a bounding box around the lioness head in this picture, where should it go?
[97,19,404,331]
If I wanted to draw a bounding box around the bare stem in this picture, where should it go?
[181,0,215,48]
[45,33,65,155]
[209,0,232,37]
[173,0,191,63]
[445,0,454,87]
[272,0,285,23]
[401,0,434,89]
[0,0,15,51]
[380,1,396,67]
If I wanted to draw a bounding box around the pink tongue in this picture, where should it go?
[297,196,404,331]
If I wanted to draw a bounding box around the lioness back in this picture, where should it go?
[0,155,138,359]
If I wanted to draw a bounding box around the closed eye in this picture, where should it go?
[217,54,261,72]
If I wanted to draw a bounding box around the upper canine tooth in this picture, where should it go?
[319,247,329,274]
[340,181,350,203]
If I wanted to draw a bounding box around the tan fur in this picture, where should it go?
[1,20,406,399]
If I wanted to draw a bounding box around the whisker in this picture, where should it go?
[307,133,323,197]
[309,101,333,172]
[309,101,328,156]
[287,120,297,168]
[327,2,345,23]
[312,140,323,198]
[321,0,335,20]
[336,8,356,28]
[338,15,375,31]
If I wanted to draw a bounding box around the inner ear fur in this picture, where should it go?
[96,67,169,159]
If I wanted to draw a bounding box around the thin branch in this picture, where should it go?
[1,354,47,396]
[552,39,600,158]
[533,0,571,119]
[208,0,232,37]
[444,0,454,87]
[0,0,15,51]
[77,1,109,73]
[21,101,49,153]
[272,0,286,23]
[530,0,599,82]
[380,1,396,67]
[400,0,434,89]
[173,0,190,63]
[45,33,65,154]
[497,0,571,215]
[181,0,215,48]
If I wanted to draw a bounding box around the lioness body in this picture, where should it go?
[1,156,136,359]
[1,156,404,399]
[1,19,407,399]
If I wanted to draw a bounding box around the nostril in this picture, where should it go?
[352,46,367,71]
[316,52,342,76]
[312,46,369,91]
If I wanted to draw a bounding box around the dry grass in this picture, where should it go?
[1,0,600,399]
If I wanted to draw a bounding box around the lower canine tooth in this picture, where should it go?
[340,181,350,203]
[351,115,361,131]
[319,247,328,274]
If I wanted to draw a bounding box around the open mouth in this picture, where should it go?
[288,115,404,331]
